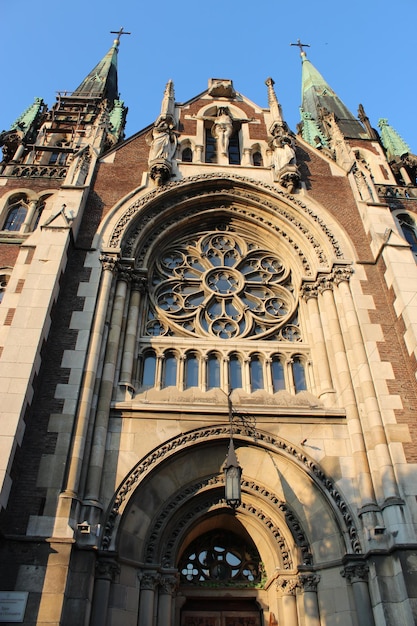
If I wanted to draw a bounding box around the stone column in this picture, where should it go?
[90,558,120,626]
[21,199,38,233]
[155,354,163,391]
[62,254,117,500]
[138,571,159,626]
[317,274,376,508]
[335,277,400,503]
[301,287,335,405]
[84,265,130,504]
[276,577,299,626]
[342,562,375,626]
[157,575,177,626]
[119,275,147,391]
[297,574,321,626]
[286,358,295,394]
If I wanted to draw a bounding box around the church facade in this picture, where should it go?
[1,33,417,626]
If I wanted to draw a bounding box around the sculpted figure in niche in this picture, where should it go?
[194,107,253,159]
[211,107,234,156]
[147,115,178,163]
[271,133,296,172]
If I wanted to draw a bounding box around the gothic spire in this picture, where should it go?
[378,118,411,161]
[296,45,366,143]
[72,30,129,102]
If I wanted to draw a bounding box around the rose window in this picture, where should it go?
[148,231,298,340]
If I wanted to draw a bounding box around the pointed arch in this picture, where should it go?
[101,424,361,564]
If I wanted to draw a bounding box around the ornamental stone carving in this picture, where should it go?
[95,559,120,582]
[342,562,369,584]
[298,573,320,592]
[276,576,298,595]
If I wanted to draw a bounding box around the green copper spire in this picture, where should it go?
[10,97,44,138]
[299,109,328,148]
[73,30,129,101]
[297,45,366,143]
[378,118,411,160]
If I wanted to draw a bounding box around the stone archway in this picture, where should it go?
[90,427,363,625]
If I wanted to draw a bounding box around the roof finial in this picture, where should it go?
[290,39,310,58]
[110,27,131,47]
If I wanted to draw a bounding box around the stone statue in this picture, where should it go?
[211,108,233,156]
[269,127,300,192]
[147,115,177,163]
[271,134,296,172]
[194,107,253,160]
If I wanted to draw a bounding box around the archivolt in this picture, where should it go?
[143,473,312,569]
[101,423,361,555]
[107,173,345,272]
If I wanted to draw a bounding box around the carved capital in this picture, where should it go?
[298,573,320,592]
[117,265,132,282]
[95,558,120,582]
[138,571,160,590]
[100,254,118,272]
[300,282,319,301]
[342,562,369,584]
[333,265,354,285]
[132,274,148,293]
[159,574,178,595]
[276,576,299,595]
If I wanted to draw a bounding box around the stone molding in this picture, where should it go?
[101,425,361,555]
[107,173,344,267]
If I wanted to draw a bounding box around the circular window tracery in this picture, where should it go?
[179,530,262,587]
[148,230,298,340]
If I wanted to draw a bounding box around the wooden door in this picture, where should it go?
[182,610,261,626]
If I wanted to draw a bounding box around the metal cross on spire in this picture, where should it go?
[110,27,131,45]
[290,39,310,55]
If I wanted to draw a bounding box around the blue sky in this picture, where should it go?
[2,0,416,153]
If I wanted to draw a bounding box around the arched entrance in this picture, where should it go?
[92,427,361,625]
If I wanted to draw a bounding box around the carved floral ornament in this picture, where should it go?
[101,425,361,556]
[106,173,344,268]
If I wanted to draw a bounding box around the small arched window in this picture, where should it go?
[141,351,157,388]
[397,213,417,254]
[3,204,27,231]
[252,151,263,167]
[185,353,199,388]
[229,354,242,390]
[271,356,285,392]
[292,356,307,392]
[250,355,264,391]
[181,147,193,163]
[207,354,220,389]
[162,352,177,388]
